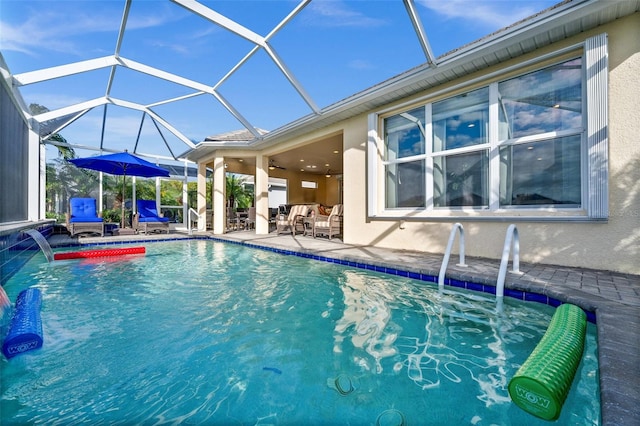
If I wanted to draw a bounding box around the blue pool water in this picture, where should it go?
[1,240,600,425]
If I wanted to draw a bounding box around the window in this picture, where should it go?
[432,88,489,208]
[497,59,583,208]
[499,136,581,207]
[368,35,609,220]
[384,106,426,208]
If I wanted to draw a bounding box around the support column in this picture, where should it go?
[197,162,207,231]
[30,127,42,221]
[255,153,270,234]
[212,154,226,234]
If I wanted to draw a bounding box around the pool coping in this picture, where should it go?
[44,231,640,425]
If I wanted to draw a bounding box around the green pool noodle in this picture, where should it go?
[508,303,587,421]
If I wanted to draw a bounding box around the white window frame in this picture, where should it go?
[367,34,608,222]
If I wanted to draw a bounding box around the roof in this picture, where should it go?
[205,128,269,143]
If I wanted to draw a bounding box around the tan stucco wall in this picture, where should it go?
[268,168,329,205]
[200,14,639,274]
[297,14,640,274]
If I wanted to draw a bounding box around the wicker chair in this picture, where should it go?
[66,198,104,237]
[276,204,309,236]
[133,200,170,234]
[313,204,343,240]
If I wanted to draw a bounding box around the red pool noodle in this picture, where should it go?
[53,246,146,260]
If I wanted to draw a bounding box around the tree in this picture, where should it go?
[29,103,76,160]
[226,174,253,209]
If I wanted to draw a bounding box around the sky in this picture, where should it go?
[0,0,560,162]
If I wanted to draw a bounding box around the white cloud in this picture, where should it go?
[305,0,388,28]
[0,4,184,57]
[416,0,550,30]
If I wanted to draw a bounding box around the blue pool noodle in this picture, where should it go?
[2,288,43,359]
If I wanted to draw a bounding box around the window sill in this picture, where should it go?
[369,209,606,223]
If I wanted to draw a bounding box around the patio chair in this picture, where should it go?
[243,207,256,230]
[276,204,310,236]
[227,207,241,231]
[66,197,104,237]
[133,200,170,234]
[313,204,343,240]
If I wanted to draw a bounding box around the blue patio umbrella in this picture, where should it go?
[69,151,169,228]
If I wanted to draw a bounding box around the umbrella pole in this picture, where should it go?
[121,174,126,229]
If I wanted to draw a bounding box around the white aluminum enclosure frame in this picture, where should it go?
[4,0,438,160]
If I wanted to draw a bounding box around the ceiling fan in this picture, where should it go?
[268,160,286,170]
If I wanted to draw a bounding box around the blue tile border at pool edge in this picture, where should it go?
[35,233,596,324]
[204,236,596,323]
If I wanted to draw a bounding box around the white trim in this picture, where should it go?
[430,143,490,158]
[425,103,434,210]
[12,56,118,86]
[585,33,609,219]
[367,113,380,217]
[499,129,584,146]
[28,127,41,221]
[488,84,500,210]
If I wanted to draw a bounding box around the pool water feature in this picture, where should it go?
[0,240,600,425]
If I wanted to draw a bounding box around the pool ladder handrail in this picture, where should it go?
[187,208,202,236]
[438,223,467,290]
[496,224,523,298]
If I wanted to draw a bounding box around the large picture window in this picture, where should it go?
[369,34,609,220]
[382,59,582,211]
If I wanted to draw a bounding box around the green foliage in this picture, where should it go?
[101,209,121,224]
[226,174,253,209]
[186,180,213,209]
[161,180,183,206]
[45,211,65,222]
[30,103,76,160]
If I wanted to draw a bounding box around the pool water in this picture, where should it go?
[1,240,600,425]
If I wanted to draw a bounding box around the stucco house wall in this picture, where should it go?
[277,14,640,274]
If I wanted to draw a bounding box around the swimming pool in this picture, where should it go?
[1,240,600,424]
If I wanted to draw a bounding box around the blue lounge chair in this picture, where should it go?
[134,200,170,234]
[66,197,104,237]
